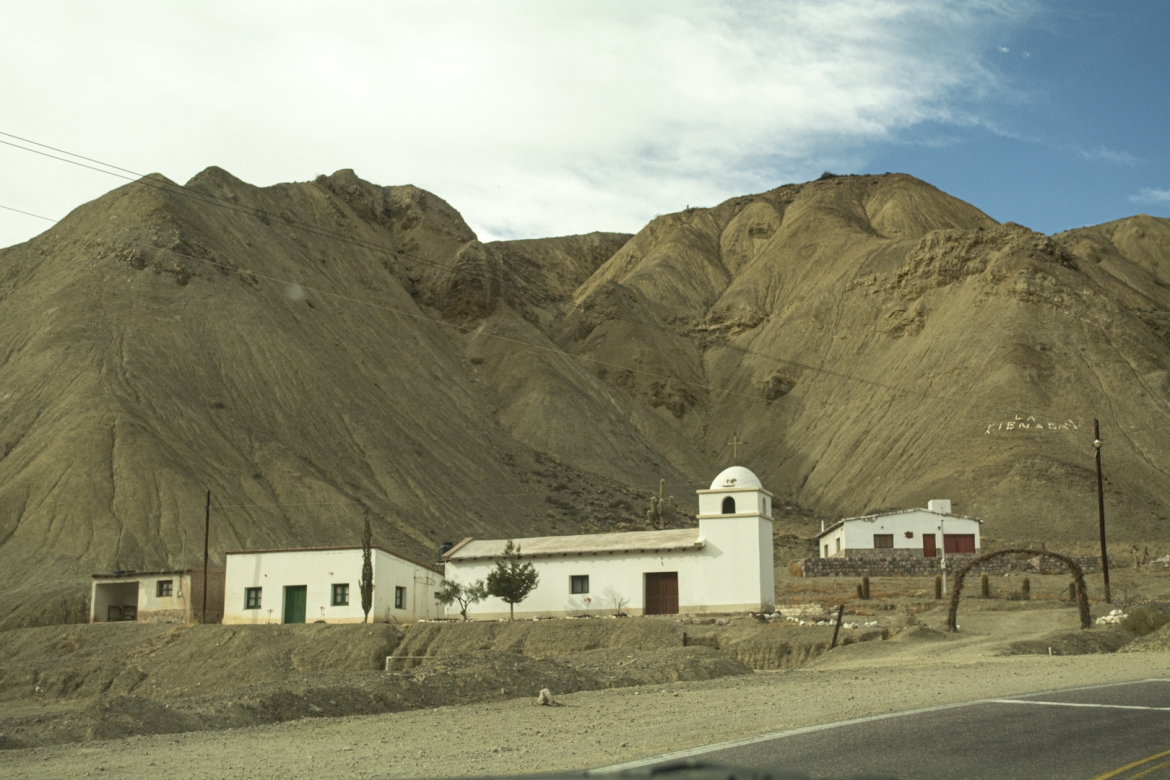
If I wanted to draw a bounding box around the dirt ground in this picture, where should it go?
[2,570,1168,778]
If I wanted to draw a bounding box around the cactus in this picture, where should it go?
[1069,581,1077,601]
[647,479,676,529]
[862,575,871,600]
[934,573,942,600]
[980,572,990,598]
[1021,577,1031,600]
[856,583,864,599]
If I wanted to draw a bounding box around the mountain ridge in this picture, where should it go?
[0,168,1167,627]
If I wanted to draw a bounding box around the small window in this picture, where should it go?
[874,534,894,549]
[245,587,262,610]
[156,580,173,597]
[394,586,406,609]
[570,575,589,594]
[332,583,349,606]
[835,538,841,552]
[722,496,736,514]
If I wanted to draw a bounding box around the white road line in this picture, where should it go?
[988,699,1170,712]
[590,678,1170,775]
[589,700,989,774]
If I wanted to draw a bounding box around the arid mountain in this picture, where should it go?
[1,169,1168,626]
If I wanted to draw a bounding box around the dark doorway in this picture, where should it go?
[923,535,937,558]
[283,585,307,624]
[722,496,736,514]
[644,572,679,615]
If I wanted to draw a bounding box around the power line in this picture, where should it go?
[0,202,57,222]
[1,129,1086,420]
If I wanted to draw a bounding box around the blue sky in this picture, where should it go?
[0,1,1166,250]
[859,1,1170,234]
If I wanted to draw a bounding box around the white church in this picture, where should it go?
[442,466,776,619]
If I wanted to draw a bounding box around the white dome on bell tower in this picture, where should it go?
[709,466,763,490]
[697,466,772,519]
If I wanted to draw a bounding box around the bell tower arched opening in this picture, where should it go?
[722,496,736,514]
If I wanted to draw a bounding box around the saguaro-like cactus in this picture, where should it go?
[647,479,676,529]
[1069,581,1077,601]
[981,572,990,598]
[862,575,871,600]
[1021,577,1031,600]
[934,574,943,600]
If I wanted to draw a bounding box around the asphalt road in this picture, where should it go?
[594,679,1170,780]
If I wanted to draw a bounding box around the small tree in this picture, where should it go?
[360,512,374,623]
[438,579,487,621]
[486,540,539,620]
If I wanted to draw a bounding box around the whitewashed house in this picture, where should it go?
[442,466,775,619]
[815,500,982,559]
[223,546,445,625]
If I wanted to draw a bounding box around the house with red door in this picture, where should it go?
[815,500,982,560]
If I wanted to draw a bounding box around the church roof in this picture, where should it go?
[444,528,703,561]
[709,466,763,490]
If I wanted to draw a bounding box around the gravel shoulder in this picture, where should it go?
[3,606,1169,780]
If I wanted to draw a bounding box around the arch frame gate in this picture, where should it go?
[945,548,1092,632]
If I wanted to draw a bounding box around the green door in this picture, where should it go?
[283,585,307,624]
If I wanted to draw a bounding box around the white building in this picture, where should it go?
[815,500,982,559]
[442,466,775,619]
[223,546,445,625]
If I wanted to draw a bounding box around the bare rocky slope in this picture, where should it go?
[1,169,1168,626]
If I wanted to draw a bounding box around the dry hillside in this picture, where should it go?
[1,169,1168,626]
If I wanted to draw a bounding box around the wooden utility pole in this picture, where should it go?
[830,603,845,650]
[202,490,211,623]
[1094,420,1111,604]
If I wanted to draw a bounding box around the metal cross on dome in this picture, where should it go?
[726,433,746,462]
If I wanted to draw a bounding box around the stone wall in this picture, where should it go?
[794,551,1103,578]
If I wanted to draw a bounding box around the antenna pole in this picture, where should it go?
[1094,420,1111,604]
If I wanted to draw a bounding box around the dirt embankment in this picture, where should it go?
[8,617,860,750]
[395,615,887,671]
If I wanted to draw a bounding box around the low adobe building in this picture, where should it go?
[222,546,445,625]
[90,569,225,624]
[441,466,776,619]
[795,499,984,578]
[815,499,981,560]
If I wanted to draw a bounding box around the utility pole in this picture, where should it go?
[202,490,211,623]
[1094,420,1111,604]
[939,515,947,596]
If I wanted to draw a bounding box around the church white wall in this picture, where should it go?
[444,551,696,619]
[694,515,775,611]
[223,549,444,625]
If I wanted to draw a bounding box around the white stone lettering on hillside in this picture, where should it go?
[985,415,1080,434]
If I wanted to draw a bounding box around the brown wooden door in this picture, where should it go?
[944,534,976,554]
[923,534,937,558]
[644,572,679,615]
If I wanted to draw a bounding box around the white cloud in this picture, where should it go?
[1130,188,1170,206]
[1076,146,1139,166]
[0,1,1035,248]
